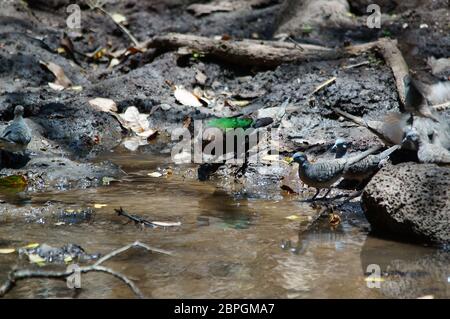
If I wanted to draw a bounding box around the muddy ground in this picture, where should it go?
[0,0,449,292]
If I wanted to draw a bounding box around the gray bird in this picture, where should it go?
[403,75,450,122]
[0,105,32,155]
[331,107,450,153]
[402,129,450,164]
[331,138,349,158]
[291,146,381,200]
[333,139,400,183]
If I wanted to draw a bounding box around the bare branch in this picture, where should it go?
[0,241,172,298]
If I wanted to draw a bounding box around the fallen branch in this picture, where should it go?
[144,33,340,68]
[374,38,409,106]
[0,241,172,298]
[116,207,181,229]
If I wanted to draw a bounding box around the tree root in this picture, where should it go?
[0,241,173,298]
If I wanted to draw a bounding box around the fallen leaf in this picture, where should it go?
[174,85,203,107]
[28,253,46,266]
[109,58,121,68]
[261,154,284,163]
[70,85,83,92]
[22,243,40,249]
[39,60,73,88]
[87,47,107,60]
[329,213,341,227]
[119,106,149,132]
[226,100,251,108]
[195,71,207,85]
[148,172,163,178]
[48,82,65,91]
[417,295,435,299]
[0,248,15,254]
[102,176,117,185]
[152,221,181,227]
[89,97,118,113]
[111,13,127,24]
[64,255,73,263]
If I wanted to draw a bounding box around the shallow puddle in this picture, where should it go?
[0,151,448,298]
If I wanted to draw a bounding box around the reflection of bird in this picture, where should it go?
[292,146,381,200]
[333,139,400,183]
[402,129,450,164]
[0,105,32,155]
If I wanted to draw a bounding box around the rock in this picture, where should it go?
[362,163,450,245]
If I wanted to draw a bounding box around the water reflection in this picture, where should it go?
[0,152,447,298]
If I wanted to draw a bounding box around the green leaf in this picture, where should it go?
[207,117,253,129]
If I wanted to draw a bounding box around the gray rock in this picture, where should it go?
[362,163,450,244]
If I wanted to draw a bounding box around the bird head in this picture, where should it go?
[331,138,349,151]
[14,105,24,116]
[402,129,420,145]
[291,152,308,165]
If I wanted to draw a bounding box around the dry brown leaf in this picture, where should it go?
[40,60,73,88]
[88,97,118,113]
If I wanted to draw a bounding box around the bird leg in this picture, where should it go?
[299,188,321,203]
[318,188,332,199]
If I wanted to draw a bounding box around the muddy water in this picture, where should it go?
[0,152,448,299]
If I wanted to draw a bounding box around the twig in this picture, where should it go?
[115,207,155,228]
[342,61,370,69]
[287,37,305,52]
[0,241,172,298]
[310,77,337,95]
[87,0,140,47]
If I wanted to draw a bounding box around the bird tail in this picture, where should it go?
[346,146,383,166]
[377,144,401,161]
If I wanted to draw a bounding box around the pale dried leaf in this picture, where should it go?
[119,106,150,134]
[111,13,127,24]
[148,172,163,178]
[0,248,15,254]
[152,221,181,227]
[48,82,65,91]
[174,86,203,107]
[40,60,73,88]
[89,97,118,113]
